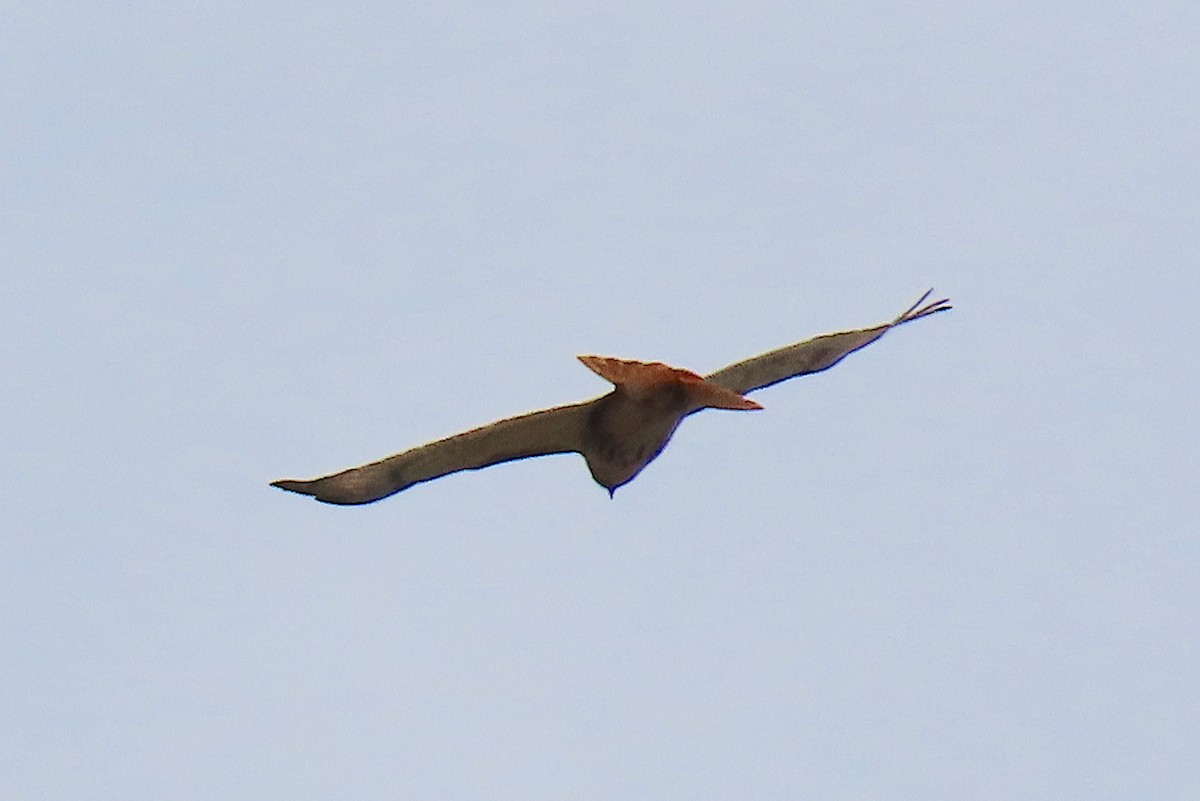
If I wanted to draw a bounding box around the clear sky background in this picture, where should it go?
[3,3,1197,799]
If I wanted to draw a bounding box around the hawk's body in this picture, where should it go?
[272,291,950,504]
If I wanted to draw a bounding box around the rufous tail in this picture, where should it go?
[578,355,761,410]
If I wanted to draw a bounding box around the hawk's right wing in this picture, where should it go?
[704,290,951,396]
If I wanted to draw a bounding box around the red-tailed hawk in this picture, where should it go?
[272,290,950,504]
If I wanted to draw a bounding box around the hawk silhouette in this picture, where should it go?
[272,290,950,504]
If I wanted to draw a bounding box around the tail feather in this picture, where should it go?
[578,354,761,411]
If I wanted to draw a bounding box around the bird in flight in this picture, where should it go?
[272,290,950,504]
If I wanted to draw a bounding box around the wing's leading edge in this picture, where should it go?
[271,400,596,504]
[704,290,951,396]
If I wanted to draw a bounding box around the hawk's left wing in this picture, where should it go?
[271,400,597,505]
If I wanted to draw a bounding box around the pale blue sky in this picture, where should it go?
[3,3,1197,799]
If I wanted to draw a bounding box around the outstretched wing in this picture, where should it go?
[271,400,597,505]
[704,290,951,395]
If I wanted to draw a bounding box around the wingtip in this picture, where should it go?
[894,289,952,325]
[271,478,314,496]
[271,472,398,505]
